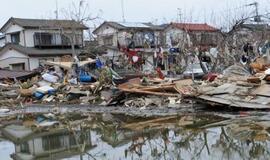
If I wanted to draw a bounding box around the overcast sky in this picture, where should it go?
[1,0,270,29]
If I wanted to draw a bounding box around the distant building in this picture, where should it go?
[0,17,88,71]
[164,22,221,50]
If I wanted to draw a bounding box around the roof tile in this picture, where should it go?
[171,23,219,32]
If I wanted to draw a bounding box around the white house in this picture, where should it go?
[0,17,88,71]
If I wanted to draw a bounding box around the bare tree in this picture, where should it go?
[59,0,101,59]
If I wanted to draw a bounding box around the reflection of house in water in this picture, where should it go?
[2,125,95,160]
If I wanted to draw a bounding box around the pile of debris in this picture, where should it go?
[191,59,270,109]
[3,52,270,111]
[0,57,123,107]
[0,53,199,110]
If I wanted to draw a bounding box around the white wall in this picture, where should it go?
[5,24,23,34]
[24,29,37,47]
[96,25,118,36]
[29,57,40,70]
[0,49,67,70]
[0,49,27,59]
[95,25,118,46]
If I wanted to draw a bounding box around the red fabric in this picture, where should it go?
[128,50,137,57]
[156,68,165,80]
[119,47,142,64]
[203,73,218,82]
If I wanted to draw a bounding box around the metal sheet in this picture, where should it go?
[252,84,270,97]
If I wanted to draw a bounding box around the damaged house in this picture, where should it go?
[93,21,166,72]
[0,17,88,71]
[228,23,270,54]
[161,23,221,76]
[164,22,221,50]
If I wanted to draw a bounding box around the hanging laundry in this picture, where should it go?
[132,56,139,63]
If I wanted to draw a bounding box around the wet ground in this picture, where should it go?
[1,105,270,160]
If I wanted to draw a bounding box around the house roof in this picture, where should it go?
[93,21,166,34]
[0,43,81,57]
[0,17,88,32]
[0,69,38,80]
[169,22,219,32]
[240,23,270,31]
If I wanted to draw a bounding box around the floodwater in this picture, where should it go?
[1,110,270,160]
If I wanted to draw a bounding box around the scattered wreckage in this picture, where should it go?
[192,61,270,109]
[0,53,270,112]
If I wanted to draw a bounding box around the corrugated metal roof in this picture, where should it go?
[170,23,219,32]
[0,69,38,80]
[118,22,151,28]
[93,21,166,34]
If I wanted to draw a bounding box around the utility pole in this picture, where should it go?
[55,0,59,19]
[177,8,182,23]
[121,0,126,22]
[246,2,260,22]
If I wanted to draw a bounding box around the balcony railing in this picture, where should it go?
[34,32,82,48]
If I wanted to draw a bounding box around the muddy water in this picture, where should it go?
[1,111,270,160]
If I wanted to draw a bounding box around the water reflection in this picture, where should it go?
[2,113,270,160]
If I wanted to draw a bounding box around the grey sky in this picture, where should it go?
[1,0,270,29]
